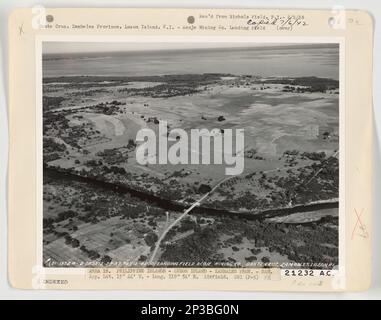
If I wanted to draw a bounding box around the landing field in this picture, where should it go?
[43,72,339,268]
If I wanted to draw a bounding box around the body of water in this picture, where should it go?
[43,44,339,80]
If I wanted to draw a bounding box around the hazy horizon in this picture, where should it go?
[42,42,339,55]
[43,42,339,80]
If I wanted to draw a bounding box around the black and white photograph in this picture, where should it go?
[42,41,340,269]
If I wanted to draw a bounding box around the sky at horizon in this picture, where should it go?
[42,42,339,80]
[42,41,338,55]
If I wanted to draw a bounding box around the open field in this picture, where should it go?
[43,74,339,210]
[43,73,339,268]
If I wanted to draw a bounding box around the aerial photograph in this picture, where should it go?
[42,42,340,269]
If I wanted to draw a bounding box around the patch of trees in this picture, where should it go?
[43,217,55,229]
[44,137,67,153]
[165,168,191,180]
[79,245,101,260]
[90,102,122,115]
[144,232,159,247]
[146,117,160,124]
[160,226,218,264]
[88,250,101,260]
[178,217,197,232]
[245,256,257,262]
[209,191,267,211]
[120,84,200,98]
[53,210,78,223]
[116,73,229,98]
[322,131,331,140]
[85,160,98,167]
[96,148,128,165]
[43,96,65,110]
[283,150,299,156]
[109,166,127,175]
[216,216,339,267]
[197,184,212,194]
[156,186,183,200]
[245,148,264,160]
[43,73,230,86]
[127,139,137,149]
[301,151,326,161]
[43,112,69,129]
[138,255,148,262]
[71,88,109,97]
[64,234,80,248]
[100,255,112,265]
[44,153,61,163]
[263,76,339,93]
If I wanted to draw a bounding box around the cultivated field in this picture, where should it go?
[43,73,339,268]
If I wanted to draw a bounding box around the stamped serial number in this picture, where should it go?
[284,269,334,277]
